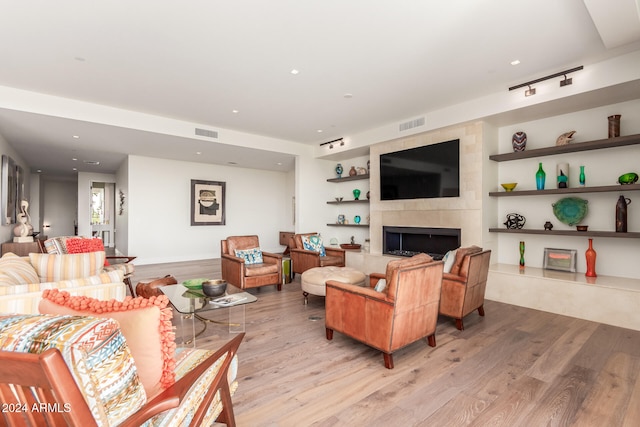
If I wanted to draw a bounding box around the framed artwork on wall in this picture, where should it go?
[543,248,577,272]
[191,179,226,226]
[1,155,17,225]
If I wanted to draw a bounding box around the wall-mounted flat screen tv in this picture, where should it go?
[380,139,460,200]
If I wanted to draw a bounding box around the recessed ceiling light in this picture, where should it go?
[83,160,100,165]
[277,162,282,166]
[232,109,239,114]
[196,151,202,155]
[317,129,323,133]
[73,135,80,139]
[290,69,299,75]
[344,93,353,98]
[72,158,77,161]
[72,167,77,171]
[36,169,42,173]
[74,57,85,62]
[511,60,521,66]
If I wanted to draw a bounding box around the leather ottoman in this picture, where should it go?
[300,266,366,304]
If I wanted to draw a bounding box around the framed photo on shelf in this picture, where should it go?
[543,248,577,272]
[191,180,225,226]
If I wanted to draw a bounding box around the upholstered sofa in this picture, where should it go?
[0,251,126,314]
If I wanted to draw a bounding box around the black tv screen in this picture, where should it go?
[380,139,460,200]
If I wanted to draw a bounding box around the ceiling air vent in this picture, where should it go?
[399,117,425,132]
[195,128,218,139]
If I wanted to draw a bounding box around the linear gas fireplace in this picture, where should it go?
[383,226,461,260]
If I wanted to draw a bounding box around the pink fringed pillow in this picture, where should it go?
[39,289,176,397]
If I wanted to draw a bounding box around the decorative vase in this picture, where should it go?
[585,238,597,277]
[354,215,361,224]
[535,163,546,190]
[556,163,569,189]
[608,114,621,138]
[353,189,361,200]
[335,163,343,178]
[519,241,525,268]
[579,165,586,187]
[615,195,631,232]
[349,166,357,176]
[512,132,527,152]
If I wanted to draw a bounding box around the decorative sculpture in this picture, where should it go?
[13,200,34,242]
[556,131,576,146]
[504,213,526,229]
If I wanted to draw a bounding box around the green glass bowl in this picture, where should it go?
[182,278,209,290]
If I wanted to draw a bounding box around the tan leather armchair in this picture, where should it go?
[290,232,345,275]
[221,235,283,291]
[439,246,491,330]
[325,253,442,369]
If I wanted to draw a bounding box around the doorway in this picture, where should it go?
[91,182,115,248]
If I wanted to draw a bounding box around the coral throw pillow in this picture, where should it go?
[39,289,176,397]
[65,238,110,266]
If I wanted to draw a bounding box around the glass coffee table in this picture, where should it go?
[161,283,257,345]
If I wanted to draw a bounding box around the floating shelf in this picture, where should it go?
[489,184,640,197]
[326,199,369,204]
[489,133,640,162]
[489,228,640,238]
[327,174,369,183]
[326,223,369,227]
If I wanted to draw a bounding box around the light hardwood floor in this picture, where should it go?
[133,260,640,427]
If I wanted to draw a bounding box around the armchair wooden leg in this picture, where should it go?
[455,318,464,331]
[277,282,282,291]
[124,277,135,297]
[427,334,436,347]
[326,328,333,340]
[217,381,237,427]
[383,353,394,369]
[478,305,485,316]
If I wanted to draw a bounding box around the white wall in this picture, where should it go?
[115,157,130,256]
[495,99,640,278]
[128,155,293,264]
[42,178,76,237]
[0,133,31,243]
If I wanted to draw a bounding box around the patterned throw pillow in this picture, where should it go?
[442,249,457,273]
[39,289,176,398]
[302,235,326,256]
[374,278,387,292]
[234,247,264,264]
[0,313,146,426]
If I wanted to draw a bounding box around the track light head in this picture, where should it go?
[525,85,536,97]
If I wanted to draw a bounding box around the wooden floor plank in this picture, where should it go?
[132,258,640,426]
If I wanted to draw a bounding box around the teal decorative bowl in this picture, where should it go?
[552,197,588,226]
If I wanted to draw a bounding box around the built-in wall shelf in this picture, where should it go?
[327,174,369,183]
[489,228,640,238]
[326,223,369,228]
[489,183,640,197]
[326,199,369,205]
[489,133,640,162]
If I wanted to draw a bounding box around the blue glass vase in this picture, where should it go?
[535,163,546,190]
[335,163,343,178]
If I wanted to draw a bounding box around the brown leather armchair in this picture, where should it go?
[439,246,491,330]
[221,235,283,291]
[325,253,442,369]
[290,232,345,275]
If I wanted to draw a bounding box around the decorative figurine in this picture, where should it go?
[618,172,638,185]
[544,221,553,230]
[556,163,569,188]
[556,131,576,146]
[504,213,526,229]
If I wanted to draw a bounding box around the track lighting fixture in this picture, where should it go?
[320,138,344,149]
[509,66,583,97]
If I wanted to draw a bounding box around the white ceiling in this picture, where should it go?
[1,0,639,177]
